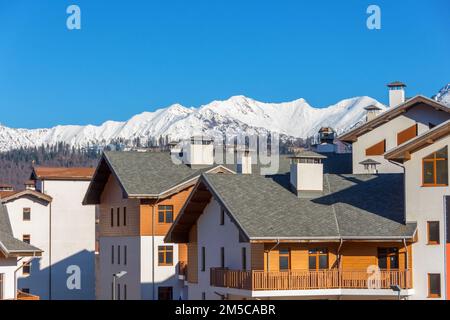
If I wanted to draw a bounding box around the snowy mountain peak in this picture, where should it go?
[433,84,450,106]
[0,85,447,152]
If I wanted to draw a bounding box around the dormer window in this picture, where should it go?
[423,147,448,187]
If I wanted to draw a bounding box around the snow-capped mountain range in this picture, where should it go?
[0,84,448,152]
[433,83,450,106]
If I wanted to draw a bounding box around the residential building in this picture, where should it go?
[0,203,42,300]
[29,167,96,300]
[83,148,235,300]
[385,120,450,299]
[0,188,52,299]
[339,90,450,174]
[166,151,417,300]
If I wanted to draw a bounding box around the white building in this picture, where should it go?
[0,203,42,300]
[339,90,450,174]
[29,167,97,300]
[83,148,234,300]
[386,120,450,299]
[0,189,52,299]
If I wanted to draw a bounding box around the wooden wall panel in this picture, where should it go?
[366,140,386,156]
[397,124,418,145]
[140,186,194,236]
[250,243,264,270]
[187,224,198,283]
[99,175,141,237]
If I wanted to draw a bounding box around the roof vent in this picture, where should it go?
[359,159,381,174]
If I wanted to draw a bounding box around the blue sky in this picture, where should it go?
[0,0,449,128]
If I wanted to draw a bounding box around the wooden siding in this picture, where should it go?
[140,186,194,236]
[187,224,198,283]
[250,242,412,272]
[365,140,386,156]
[99,175,141,237]
[397,124,418,145]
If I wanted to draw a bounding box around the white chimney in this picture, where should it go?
[387,81,406,107]
[184,136,214,168]
[359,159,380,174]
[24,180,36,191]
[364,105,382,122]
[237,148,253,175]
[289,151,327,195]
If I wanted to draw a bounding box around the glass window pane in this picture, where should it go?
[166,252,173,264]
[429,274,441,296]
[319,255,328,269]
[389,255,399,269]
[279,257,289,270]
[378,255,387,269]
[158,252,164,264]
[308,256,316,270]
[158,212,164,223]
[279,248,289,255]
[166,212,173,223]
[436,160,448,185]
[429,222,440,243]
[436,147,448,159]
[423,161,435,184]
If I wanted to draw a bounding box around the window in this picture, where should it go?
[23,208,31,221]
[279,248,290,270]
[124,246,127,265]
[201,247,206,272]
[117,208,120,227]
[428,274,441,298]
[220,247,225,268]
[111,245,115,264]
[220,208,225,225]
[23,262,31,275]
[118,245,121,265]
[308,248,329,270]
[23,235,30,244]
[158,205,174,223]
[110,208,114,227]
[427,221,440,245]
[158,287,173,300]
[158,246,173,266]
[423,147,448,186]
[124,284,127,300]
[242,247,247,270]
[201,292,206,300]
[123,207,127,226]
[397,124,418,145]
[378,248,399,270]
[117,283,121,301]
[366,140,386,156]
[111,282,114,300]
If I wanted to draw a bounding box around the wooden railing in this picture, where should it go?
[16,291,40,300]
[210,268,412,291]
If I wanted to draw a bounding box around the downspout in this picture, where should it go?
[403,238,409,299]
[266,239,280,271]
[337,238,344,269]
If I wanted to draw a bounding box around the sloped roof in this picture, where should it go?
[0,190,52,204]
[339,95,450,142]
[167,172,416,242]
[31,167,95,181]
[385,119,450,163]
[0,205,42,257]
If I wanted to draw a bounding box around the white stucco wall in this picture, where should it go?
[140,236,184,300]
[353,105,450,174]
[4,197,51,299]
[98,236,141,300]
[290,163,323,192]
[0,258,19,300]
[404,135,450,300]
[189,198,250,300]
[39,179,96,300]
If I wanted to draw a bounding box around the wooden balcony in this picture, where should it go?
[16,291,40,300]
[210,268,412,291]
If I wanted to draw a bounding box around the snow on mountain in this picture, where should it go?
[0,95,387,152]
[433,84,450,107]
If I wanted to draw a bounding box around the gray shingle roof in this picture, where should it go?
[0,205,42,255]
[201,173,416,240]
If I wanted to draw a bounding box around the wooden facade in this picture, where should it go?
[209,241,413,291]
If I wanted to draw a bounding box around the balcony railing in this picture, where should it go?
[210,268,412,291]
